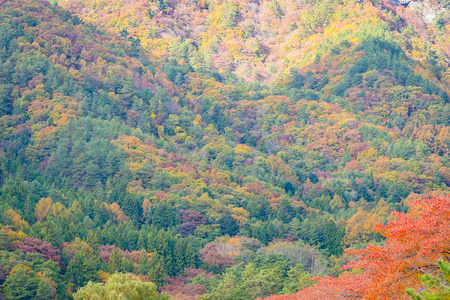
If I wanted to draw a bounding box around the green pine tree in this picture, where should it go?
[23,196,35,224]
[107,247,123,274]
[137,232,147,251]
[148,254,167,288]
[36,278,56,300]
[219,211,239,236]
[406,259,450,299]
[172,239,185,276]
[136,251,152,275]
[65,251,96,289]
[4,266,35,299]
[184,242,197,269]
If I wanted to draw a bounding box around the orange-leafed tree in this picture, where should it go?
[105,202,128,223]
[6,209,29,231]
[346,194,450,299]
[262,194,450,300]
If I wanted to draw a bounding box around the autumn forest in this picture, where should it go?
[0,0,450,299]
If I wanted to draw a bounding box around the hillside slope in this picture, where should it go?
[59,0,450,84]
[0,0,450,299]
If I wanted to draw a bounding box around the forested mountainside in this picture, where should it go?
[0,0,450,299]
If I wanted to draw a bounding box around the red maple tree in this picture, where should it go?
[263,194,450,300]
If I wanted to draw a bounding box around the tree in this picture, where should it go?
[0,226,14,250]
[320,218,343,256]
[407,259,450,300]
[199,240,239,270]
[147,254,168,288]
[178,209,207,237]
[346,195,450,298]
[18,237,62,265]
[276,198,295,223]
[222,0,239,29]
[107,202,128,224]
[247,196,271,221]
[342,207,381,248]
[242,265,279,299]
[218,212,239,236]
[160,275,208,300]
[73,273,170,300]
[136,251,152,275]
[270,0,284,19]
[36,278,57,300]
[172,239,185,276]
[330,194,345,210]
[65,251,98,289]
[184,242,197,269]
[35,197,53,222]
[281,264,315,294]
[287,218,301,240]
[3,265,35,300]
[6,209,29,231]
[107,247,124,274]
[149,202,176,229]
[268,195,450,299]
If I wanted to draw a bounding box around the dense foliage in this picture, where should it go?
[0,0,449,299]
[263,194,450,299]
